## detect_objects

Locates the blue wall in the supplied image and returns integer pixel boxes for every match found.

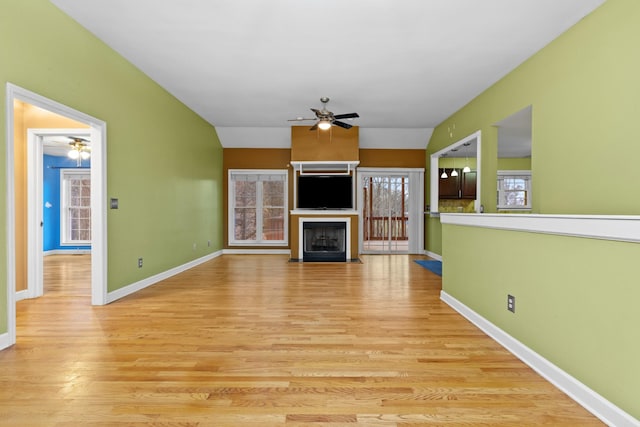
[43,155,91,252]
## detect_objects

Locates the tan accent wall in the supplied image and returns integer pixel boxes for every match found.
[359,149,426,168]
[290,126,359,161]
[13,100,89,292]
[223,148,292,249]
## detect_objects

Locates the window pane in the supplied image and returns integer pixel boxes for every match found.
[505,191,526,206]
[234,181,256,207]
[234,207,256,240]
[262,207,284,240]
[262,181,284,207]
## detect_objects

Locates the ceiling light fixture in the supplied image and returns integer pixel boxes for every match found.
[462,142,471,173]
[67,138,90,166]
[318,120,332,131]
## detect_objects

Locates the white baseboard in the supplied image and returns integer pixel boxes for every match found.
[424,250,442,261]
[44,249,91,256]
[15,289,30,302]
[223,248,291,255]
[106,250,223,304]
[440,291,639,427]
[0,332,11,350]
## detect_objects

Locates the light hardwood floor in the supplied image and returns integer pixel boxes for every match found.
[1,254,603,426]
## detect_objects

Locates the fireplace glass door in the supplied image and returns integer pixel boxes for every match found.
[303,222,347,262]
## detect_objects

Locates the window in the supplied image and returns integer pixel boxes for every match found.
[228,170,288,245]
[61,169,91,245]
[497,170,531,210]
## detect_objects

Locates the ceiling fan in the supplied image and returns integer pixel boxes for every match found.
[288,97,359,131]
[67,136,91,166]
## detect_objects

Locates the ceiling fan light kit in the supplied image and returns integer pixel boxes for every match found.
[67,136,91,166]
[289,97,359,131]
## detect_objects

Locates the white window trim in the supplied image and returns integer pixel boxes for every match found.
[228,169,289,246]
[497,170,532,210]
[60,168,92,245]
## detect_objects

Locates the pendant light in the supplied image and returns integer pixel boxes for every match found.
[451,157,458,177]
[462,142,471,173]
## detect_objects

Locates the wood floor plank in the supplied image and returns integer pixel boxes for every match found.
[0,254,605,425]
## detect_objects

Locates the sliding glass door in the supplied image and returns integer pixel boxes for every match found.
[358,169,424,254]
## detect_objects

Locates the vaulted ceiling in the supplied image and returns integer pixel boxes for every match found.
[51,0,605,149]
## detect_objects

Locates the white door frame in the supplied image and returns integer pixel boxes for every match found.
[357,168,424,254]
[4,83,108,350]
[27,128,91,299]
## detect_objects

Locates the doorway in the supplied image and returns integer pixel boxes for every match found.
[26,129,92,299]
[4,83,107,350]
[358,168,424,254]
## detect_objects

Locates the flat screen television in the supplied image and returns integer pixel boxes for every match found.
[298,175,353,209]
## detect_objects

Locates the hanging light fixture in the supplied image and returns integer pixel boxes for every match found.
[462,142,471,173]
[67,137,90,167]
[440,154,448,178]
[451,155,458,177]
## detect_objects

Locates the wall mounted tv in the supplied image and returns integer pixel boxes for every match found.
[298,175,353,209]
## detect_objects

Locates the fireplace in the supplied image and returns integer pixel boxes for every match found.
[302,221,347,262]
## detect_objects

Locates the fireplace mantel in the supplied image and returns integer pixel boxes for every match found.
[291,161,359,175]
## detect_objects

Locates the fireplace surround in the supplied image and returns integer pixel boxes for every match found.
[296,216,352,262]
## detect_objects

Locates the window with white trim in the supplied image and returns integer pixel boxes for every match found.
[497,170,531,210]
[61,169,91,245]
[228,170,288,245]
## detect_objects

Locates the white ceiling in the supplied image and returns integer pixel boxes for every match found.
[50,0,605,149]
[42,135,91,157]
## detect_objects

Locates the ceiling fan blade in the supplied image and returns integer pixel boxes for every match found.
[333,113,359,120]
[332,120,353,129]
[309,123,319,131]
[288,118,316,121]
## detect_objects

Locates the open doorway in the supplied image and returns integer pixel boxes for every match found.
[25,128,92,300]
[4,83,107,350]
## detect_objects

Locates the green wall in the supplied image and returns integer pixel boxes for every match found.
[426,0,640,254]
[443,224,640,419]
[428,0,640,419]
[1,0,224,332]
[497,158,530,170]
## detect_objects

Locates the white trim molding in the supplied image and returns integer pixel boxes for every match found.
[440,213,640,244]
[441,291,640,427]
[106,251,223,304]
[424,250,442,261]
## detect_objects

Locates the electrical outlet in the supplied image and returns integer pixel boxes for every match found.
[207,240,211,247]
[507,294,516,313]
[193,243,197,250]
[138,257,143,268]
